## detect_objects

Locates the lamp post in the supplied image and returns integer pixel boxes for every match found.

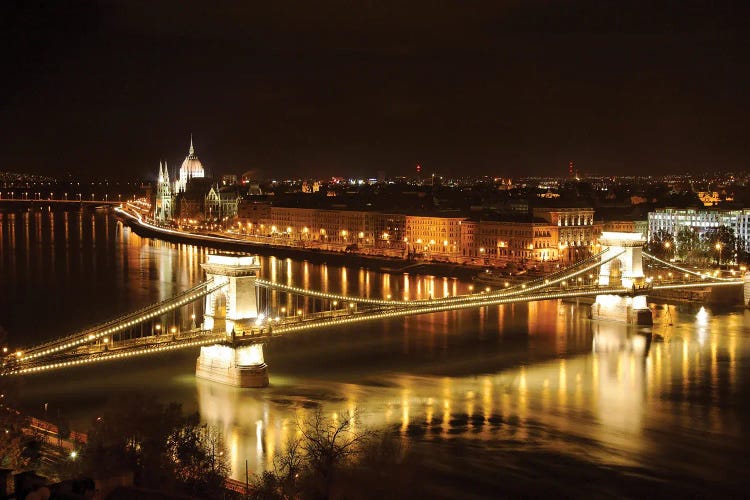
[716,242,723,266]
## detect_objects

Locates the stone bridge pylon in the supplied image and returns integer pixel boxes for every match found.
[201,254,261,334]
[196,254,268,388]
[592,232,653,325]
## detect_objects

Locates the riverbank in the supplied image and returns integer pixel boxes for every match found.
[114,207,481,279]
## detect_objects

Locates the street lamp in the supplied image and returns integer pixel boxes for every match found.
[715,242,723,266]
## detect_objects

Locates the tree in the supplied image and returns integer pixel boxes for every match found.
[0,379,42,471]
[82,394,228,498]
[675,227,700,261]
[83,394,185,482]
[167,422,230,498]
[249,411,422,499]
[274,436,304,497]
[703,225,737,265]
[296,409,371,499]
[736,238,750,265]
[647,229,675,260]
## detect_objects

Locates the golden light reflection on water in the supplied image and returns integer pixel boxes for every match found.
[190,305,747,480]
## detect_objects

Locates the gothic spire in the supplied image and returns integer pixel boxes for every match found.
[189,134,195,155]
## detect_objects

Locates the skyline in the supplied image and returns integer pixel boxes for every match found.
[3,1,749,180]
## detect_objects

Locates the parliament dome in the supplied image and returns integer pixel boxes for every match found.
[176,135,205,192]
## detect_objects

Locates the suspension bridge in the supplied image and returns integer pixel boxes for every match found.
[1,232,744,387]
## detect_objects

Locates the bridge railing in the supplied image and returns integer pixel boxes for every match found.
[501,249,610,292]
[69,327,215,355]
[255,249,621,313]
[642,252,739,282]
[18,278,224,362]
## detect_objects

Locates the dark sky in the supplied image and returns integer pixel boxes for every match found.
[2,1,748,180]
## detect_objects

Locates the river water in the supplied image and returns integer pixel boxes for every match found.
[1,206,748,496]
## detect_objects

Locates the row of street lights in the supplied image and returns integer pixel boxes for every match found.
[0,192,123,201]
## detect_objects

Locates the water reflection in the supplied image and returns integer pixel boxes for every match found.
[193,309,744,480]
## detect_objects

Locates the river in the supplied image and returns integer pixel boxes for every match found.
[1,205,748,496]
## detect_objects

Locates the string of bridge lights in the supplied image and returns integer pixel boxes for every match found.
[500,248,609,293]
[652,281,742,291]
[20,278,215,357]
[268,286,622,338]
[473,249,626,303]
[254,250,624,311]
[11,285,630,375]
[643,252,741,282]
[9,279,742,375]
[18,279,226,362]
[9,336,224,375]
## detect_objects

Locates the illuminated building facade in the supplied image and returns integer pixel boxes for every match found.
[459,217,559,267]
[154,160,173,223]
[533,207,600,262]
[648,208,750,244]
[154,136,209,222]
[475,219,559,266]
[175,136,206,193]
[404,216,463,258]
[205,186,242,221]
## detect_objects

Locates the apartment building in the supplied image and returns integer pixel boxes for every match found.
[404,215,464,258]
[463,217,559,267]
[533,207,600,262]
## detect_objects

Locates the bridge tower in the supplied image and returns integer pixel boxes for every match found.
[197,253,268,387]
[201,254,261,334]
[591,232,653,325]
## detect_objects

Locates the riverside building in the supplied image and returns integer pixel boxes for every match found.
[237,202,599,268]
[648,208,750,243]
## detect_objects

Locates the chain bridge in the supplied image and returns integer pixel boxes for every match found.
[1,232,744,387]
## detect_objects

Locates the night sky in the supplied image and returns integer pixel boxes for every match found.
[3,1,748,180]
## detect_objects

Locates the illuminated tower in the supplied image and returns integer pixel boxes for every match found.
[155,160,173,223]
[175,134,206,193]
